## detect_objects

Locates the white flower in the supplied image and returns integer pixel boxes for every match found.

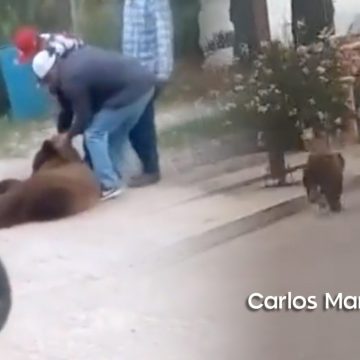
[209,90,220,98]
[312,42,324,53]
[258,89,268,97]
[309,98,316,105]
[258,105,269,114]
[234,85,245,92]
[302,67,310,75]
[296,19,306,29]
[317,111,326,120]
[269,84,276,91]
[224,102,237,111]
[302,128,314,140]
[254,60,262,68]
[267,84,280,95]
[289,108,298,117]
[320,59,331,67]
[297,46,308,56]
[264,68,274,76]
[257,132,265,147]
[328,36,338,49]
[234,73,244,83]
[316,66,326,74]
[335,117,342,125]
[260,41,270,49]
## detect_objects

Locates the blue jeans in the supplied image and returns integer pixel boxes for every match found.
[84,89,154,190]
[83,140,92,169]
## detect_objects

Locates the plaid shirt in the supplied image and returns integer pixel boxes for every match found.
[122,0,174,81]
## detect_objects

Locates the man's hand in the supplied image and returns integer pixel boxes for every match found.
[51,132,71,148]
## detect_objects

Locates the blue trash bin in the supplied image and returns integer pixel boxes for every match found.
[0,46,50,122]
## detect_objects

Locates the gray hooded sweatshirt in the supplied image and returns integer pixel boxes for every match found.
[54,45,156,137]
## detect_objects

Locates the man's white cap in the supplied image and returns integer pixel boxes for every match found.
[32,50,57,79]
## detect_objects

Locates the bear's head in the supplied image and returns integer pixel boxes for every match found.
[32,139,82,173]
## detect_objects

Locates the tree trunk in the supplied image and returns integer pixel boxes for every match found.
[292,0,334,47]
[265,129,287,185]
[171,0,202,60]
[70,0,81,34]
[268,150,286,185]
[199,0,233,67]
[229,0,270,61]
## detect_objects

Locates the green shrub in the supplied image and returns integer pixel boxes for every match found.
[235,36,347,150]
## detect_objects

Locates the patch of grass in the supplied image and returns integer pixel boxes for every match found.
[0,107,255,158]
[159,59,236,107]
[158,109,253,149]
[0,117,52,158]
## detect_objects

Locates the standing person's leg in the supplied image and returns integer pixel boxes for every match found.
[84,110,126,199]
[109,90,156,180]
[128,93,161,187]
[85,89,155,200]
[83,140,93,169]
[129,97,159,173]
[117,139,142,182]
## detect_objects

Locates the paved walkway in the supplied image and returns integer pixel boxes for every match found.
[0,145,360,358]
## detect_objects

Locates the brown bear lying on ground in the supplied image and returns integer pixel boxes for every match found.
[303,152,345,212]
[0,139,100,229]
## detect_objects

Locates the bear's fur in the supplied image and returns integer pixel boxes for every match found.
[303,152,345,212]
[0,139,100,229]
[0,179,22,195]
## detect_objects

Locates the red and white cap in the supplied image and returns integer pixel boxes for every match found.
[32,50,57,80]
[13,26,40,63]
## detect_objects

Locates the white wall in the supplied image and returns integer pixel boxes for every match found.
[198,0,233,68]
[197,0,360,67]
[198,0,232,48]
[199,0,360,44]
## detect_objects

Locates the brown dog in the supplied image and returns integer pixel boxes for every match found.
[0,139,100,229]
[303,152,345,212]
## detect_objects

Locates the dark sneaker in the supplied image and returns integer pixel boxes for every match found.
[101,187,124,201]
[129,173,161,188]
